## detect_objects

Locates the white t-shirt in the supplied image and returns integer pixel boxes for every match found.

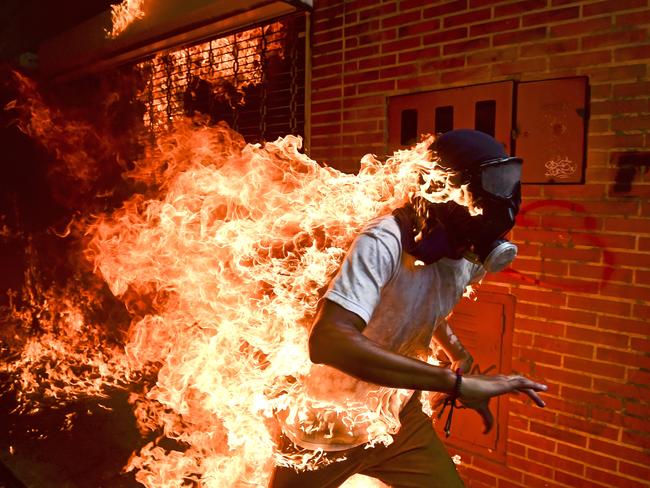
[283,215,485,451]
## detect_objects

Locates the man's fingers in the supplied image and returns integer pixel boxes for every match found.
[520,388,546,407]
[478,402,494,434]
[511,376,548,393]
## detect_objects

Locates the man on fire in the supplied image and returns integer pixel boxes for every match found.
[270,129,547,487]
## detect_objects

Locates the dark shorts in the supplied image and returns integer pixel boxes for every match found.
[269,394,465,488]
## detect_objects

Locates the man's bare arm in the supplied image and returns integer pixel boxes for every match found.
[309,299,458,393]
[309,299,547,432]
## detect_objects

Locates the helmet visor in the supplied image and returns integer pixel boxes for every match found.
[480,158,522,198]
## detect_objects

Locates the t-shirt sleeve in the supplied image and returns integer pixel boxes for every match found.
[324,222,401,324]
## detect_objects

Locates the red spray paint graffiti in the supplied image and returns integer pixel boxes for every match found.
[503,199,616,293]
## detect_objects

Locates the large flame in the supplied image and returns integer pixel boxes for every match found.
[4,72,475,486]
[107,0,145,39]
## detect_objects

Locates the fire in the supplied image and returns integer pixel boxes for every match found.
[137,23,284,133]
[4,72,477,486]
[107,0,145,39]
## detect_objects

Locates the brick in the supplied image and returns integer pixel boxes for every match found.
[359,54,396,70]
[509,429,556,452]
[598,316,646,335]
[604,217,650,234]
[565,325,629,348]
[591,98,648,115]
[443,8,492,28]
[440,65,491,84]
[534,335,594,358]
[492,57,547,76]
[550,50,612,69]
[540,246,601,263]
[596,347,650,369]
[443,36,489,55]
[615,44,650,62]
[423,0,469,18]
[494,26,546,46]
[571,231,636,250]
[612,114,650,131]
[467,46,518,66]
[379,64,418,79]
[594,377,650,402]
[356,79,395,94]
[509,413,531,431]
[530,421,588,446]
[541,214,601,231]
[422,26,468,45]
[554,471,609,488]
[589,438,649,465]
[600,282,650,301]
[516,288,567,307]
[346,45,380,60]
[343,70,378,85]
[521,38,578,57]
[586,467,648,488]
[564,357,626,379]
[567,295,632,317]
[557,443,618,472]
[622,430,650,451]
[359,29,398,46]
[625,401,650,418]
[420,56,466,72]
[508,454,555,480]
[550,16,612,37]
[523,6,579,27]
[539,305,598,326]
[619,461,650,484]
[556,413,620,439]
[616,8,650,26]
[569,264,632,284]
[515,346,562,366]
[536,364,592,388]
[561,386,624,410]
[583,0,647,16]
[613,81,650,98]
[381,36,420,54]
[342,120,378,133]
[463,467,497,486]
[635,269,650,285]
[398,18,440,38]
[495,0,547,16]
[470,17,520,37]
[527,447,584,475]
[382,10,420,29]
[583,29,648,50]
[614,251,650,268]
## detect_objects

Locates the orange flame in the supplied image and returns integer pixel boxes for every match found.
[107,0,145,39]
[80,118,473,485]
[4,72,476,484]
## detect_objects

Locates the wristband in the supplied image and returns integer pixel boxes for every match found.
[437,368,462,438]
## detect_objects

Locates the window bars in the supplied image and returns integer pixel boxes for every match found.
[137,15,305,144]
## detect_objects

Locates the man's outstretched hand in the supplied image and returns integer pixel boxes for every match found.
[458,374,547,433]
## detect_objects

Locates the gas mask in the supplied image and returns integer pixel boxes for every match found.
[394,129,523,271]
[460,156,522,272]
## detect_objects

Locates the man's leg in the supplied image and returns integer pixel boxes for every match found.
[269,438,368,488]
[359,395,465,488]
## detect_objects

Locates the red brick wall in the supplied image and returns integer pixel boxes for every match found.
[308,1,650,486]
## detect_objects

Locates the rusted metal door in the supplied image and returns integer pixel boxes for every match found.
[387,81,515,155]
[515,76,588,183]
[435,291,515,461]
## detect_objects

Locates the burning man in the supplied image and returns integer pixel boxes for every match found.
[270,129,547,487]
